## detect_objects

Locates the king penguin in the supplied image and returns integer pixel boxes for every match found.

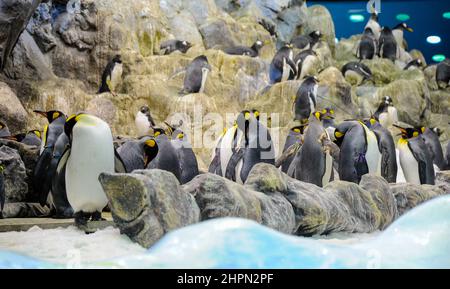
[334,120,382,184]
[379,27,399,62]
[357,28,377,60]
[419,126,446,170]
[394,125,435,185]
[168,127,199,184]
[135,105,156,137]
[0,121,11,138]
[224,40,264,57]
[3,130,42,147]
[278,125,306,173]
[293,76,318,123]
[118,136,158,173]
[373,96,398,128]
[288,111,337,187]
[436,58,450,89]
[98,55,123,95]
[269,43,297,84]
[60,113,117,227]
[180,55,212,94]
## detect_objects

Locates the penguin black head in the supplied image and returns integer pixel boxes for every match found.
[394,23,414,33]
[363,27,375,36]
[309,30,322,40]
[382,96,393,106]
[112,55,122,64]
[143,138,159,167]
[64,113,83,140]
[290,125,306,135]
[394,125,422,139]
[179,41,192,53]
[251,109,260,121]
[252,40,264,51]
[153,127,166,137]
[34,110,66,123]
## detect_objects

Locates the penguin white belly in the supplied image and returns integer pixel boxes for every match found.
[392,30,404,49]
[281,58,290,82]
[363,125,381,175]
[235,159,244,184]
[300,55,316,80]
[220,127,239,177]
[110,63,123,92]
[66,120,114,213]
[199,68,209,93]
[322,151,333,186]
[365,21,381,39]
[135,111,151,137]
[398,142,420,185]
[395,149,406,183]
[387,106,398,124]
[378,112,390,128]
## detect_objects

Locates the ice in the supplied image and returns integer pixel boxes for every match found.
[1,195,450,268]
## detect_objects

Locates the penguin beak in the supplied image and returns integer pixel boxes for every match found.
[33,110,47,118]
[406,27,414,32]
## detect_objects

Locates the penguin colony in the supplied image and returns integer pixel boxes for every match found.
[1,8,449,225]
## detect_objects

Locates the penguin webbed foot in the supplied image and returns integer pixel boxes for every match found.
[91,211,105,221]
[74,211,90,228]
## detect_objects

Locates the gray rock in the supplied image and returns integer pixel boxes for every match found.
[199,19,237,49]
[0,0,42,70]
[303,5,335,54]
[0,145,28,202]
[99,169,200,248]
[0,82,28,134]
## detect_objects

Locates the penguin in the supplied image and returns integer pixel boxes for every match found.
[291,31,322,51]
[364,11,381,40]
[98,54,123,95]
[160,40,192,55]
[293,76,318,123]
[362,117,398,183]
[225,110,275,183]
[6,130,42,147]
[278,125,306,173]
[0,164,4,219]
[146,129,182,181]
[269,43,297,84]
[378,27,399,62]
[319,107,337,140]
[392,23,413,50]
[373,96,398,128]
[293,49,318,80]
[223,40,264,57]
[436,58,450,89]
[357,28,377,60]
[404,59,423,70]
[394,125,435,185]
[180,55,212,94]
[209,121,241,178]
[341,61,372,85]
[334,120,382,184]
[48,132,73,218]
[288,111,336,187]
[168,128,199,184]
[33,110,66,206]
[0,121,10,138]
[446,141,450,170]
[135,105,156,137]
[419,126,446,170]
[60,113,117,227]
[118,137,158,173]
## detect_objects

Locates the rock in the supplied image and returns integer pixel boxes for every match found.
[436,171,450,192]
[0,82,28,133]
[0,146,28,203]
[99,169,200,248]
[303,5,335,55]
[0,0,42,70]
[391,182,449,216]
[424,65,438,91]
[282,174,397,236]
[409,49,427,67]
[363,58,400,85]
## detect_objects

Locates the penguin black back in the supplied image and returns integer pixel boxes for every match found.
[294,76,318,123]
[224,40,263,57]
[181,55,211,94]
[160,40,192,55]
[98,55,122,93]
[269,44,297,83]
[436,58,450,87]
[358,28,377,60]
[379,27,398,61]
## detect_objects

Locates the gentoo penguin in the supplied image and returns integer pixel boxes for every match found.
[291,31,322,51]
[0,121,10,138]
[293,76,318,123]
[33,110,66,206]
[394,125,435,185]
[404,59,423,70]
[0,165,4,219]
[392,23,413,50]
[223,40,264,57]
[436,58,450,89]
[135,105,155,137]
[419,127,446,170]
[118,137,158,173]
[278,125,306,173]
[48,132,73,218]
[288,111,337,187]
[334,120,382,184]
[146,129,182,181]
[269,43,297,84]
[180,55,212,94]
[60,113,117,227]
[373,96,398,128]
[341,61,372,85]
[168,128,199,184]
[7,130,42,147]
[225,110,275,183]
[293,49,318,80]
[362,117,398,183]
[98,54,123,95]
[364,11,381,40]
[357,28,377,60]
[160,40,192,55]
[379,27,398,62]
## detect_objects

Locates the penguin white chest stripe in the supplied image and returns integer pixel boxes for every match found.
[362,124,381,175]
[110,63,123,91]
[135,111,151,136]
[398,142,420,185]
[281,58,290,82]
[300,55,316,80]
[387,106,398,123]
[219,126,239,177]
[66,118,114,213]
[200,68,209,93]
[322,151,333,186]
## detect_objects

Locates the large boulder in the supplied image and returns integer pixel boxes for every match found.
[303,5,335,55]
[99,169,200,248]
[0,145,28,202]
[0,82,28,133]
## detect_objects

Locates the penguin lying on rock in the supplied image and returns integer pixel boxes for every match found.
[223,40,264,57]
[341,61,372,85]
[3,130,42,147]
[291,31,322,51]
[160,40,192,55]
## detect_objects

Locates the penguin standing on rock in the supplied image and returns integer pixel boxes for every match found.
[341,61,372,85]
[364,11,381,40]
[394,125,435,185]
[291,31,322,51]
[436,58,450,89]
[294,49,318,80]
[0,121,10,138]
[392,23,413,50]
[160,40,192,55]
[379,27,399,62]
[167,127,199,184]
[293,76,318,123]
[6,130,42,147]
[357,28,377,60]
[59,113,120,229]
[419,127,446,170]
[373,96,398,128]
[98,55,123,95]
[135,105,155,137]
[223,40,264,57]
[269,43,297,84]
[180,55,212,94]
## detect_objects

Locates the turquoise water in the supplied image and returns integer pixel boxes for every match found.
[1,195,450,268]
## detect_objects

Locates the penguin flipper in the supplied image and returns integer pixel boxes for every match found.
[114,149,127,173]
[34,146,54,206]
[0,173,5,212]
[225,148,245,182]
[56,147,71,175]
[408,142,434,185]
[275,143,300,168]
